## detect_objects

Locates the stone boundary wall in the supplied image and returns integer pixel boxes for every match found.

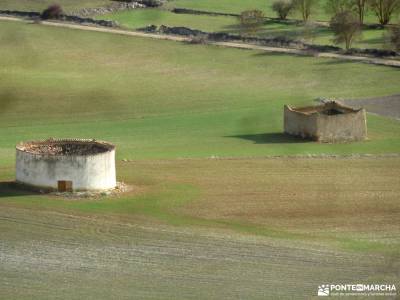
[316,109,367,142]
[139,25,399,58]
[284,106,319,140]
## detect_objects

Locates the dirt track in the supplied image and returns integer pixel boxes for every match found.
[1,16,400,68]
[343,94,400,120]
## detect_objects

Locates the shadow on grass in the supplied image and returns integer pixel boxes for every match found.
[317,59,356,65]
[252,51,300,58]
[0,181,38,198]
[361,36,385,45]
[226,132,311,144]
[252,51,312,59]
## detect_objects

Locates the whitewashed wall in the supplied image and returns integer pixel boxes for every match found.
[16,149,116,191]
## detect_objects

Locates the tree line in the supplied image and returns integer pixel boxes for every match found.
[239,0,400,50]
[271,0,400,25]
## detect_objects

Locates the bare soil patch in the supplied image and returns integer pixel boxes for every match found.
[0,206,398,299]
[118,157,400,244]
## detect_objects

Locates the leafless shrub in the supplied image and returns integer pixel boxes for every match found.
[292,0,319,21]
[272,0,294,19]
[368,0,400,25]
[325,0,352,14]
[330,10,361,50]
[352,0,368,24]
[239,10,265,35]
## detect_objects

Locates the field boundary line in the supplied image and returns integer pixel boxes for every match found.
[120,153,400,163]
[1,15,400,68]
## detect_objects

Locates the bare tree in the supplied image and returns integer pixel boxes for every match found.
[368,0,400,25]
[326,0,367,25]
[330,10,361,49]
[292,0,319,21]
[302,21,318,43]
[272,0,294,19]
[325,0,351,14]
[351,0,368,24]
[239,10,265,35]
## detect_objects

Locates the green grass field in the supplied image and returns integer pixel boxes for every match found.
[165,0,399,23]
[1,20,400,166]
[0,19,399,299]
[0,0,113,12]
[1,0,398,24]
[165,0,326,20]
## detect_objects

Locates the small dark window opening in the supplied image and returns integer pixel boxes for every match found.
[58,180,73,192]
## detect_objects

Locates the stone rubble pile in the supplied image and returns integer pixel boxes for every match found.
[22,143,108,155]
[71,2,146,17]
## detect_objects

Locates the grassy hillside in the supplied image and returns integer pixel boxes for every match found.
[0,0,112,12]
[2,0,397,24]
[166,0,400,23]
[1,20,400,167]
[0,18,399,300]
[1,0,393,50]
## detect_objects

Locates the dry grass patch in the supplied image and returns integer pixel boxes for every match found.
[129,157,400,245]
